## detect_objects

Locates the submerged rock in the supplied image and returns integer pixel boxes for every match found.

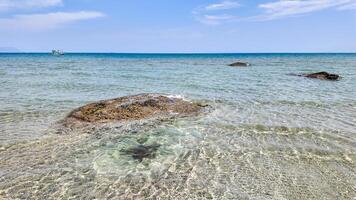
[303,71,340,81]
[62,93,206,128]
[121,144,161,162]
[228,61,250,67]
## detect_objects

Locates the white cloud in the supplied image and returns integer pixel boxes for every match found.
[338,2,356,9]
[196,0,356,24]
[194,1,240,25]
[257,0,353,20]
[205,1,240,11]
[0,0,62,11]
[197,14,235,25]
[0,11,105,31]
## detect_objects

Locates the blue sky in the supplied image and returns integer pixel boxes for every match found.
[0,0,356,52]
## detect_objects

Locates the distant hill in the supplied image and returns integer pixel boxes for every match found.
[0,47,21,52]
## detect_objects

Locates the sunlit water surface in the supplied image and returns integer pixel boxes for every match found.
[0,53,355,199]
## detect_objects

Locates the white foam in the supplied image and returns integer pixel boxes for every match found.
[166,94,191,102]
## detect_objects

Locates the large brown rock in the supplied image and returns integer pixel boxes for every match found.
[304,72,340,81]
[62,94,206,128]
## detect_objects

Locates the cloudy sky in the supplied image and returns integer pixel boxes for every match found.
[0,0,356,52]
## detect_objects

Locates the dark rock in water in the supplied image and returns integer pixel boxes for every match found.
[62,93,206,129]
[121,144,161,162]
[304,71,340,81]
[228,61,250,67]
[288,72,341,81]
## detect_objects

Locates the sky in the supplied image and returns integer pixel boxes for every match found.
[0,0,356,53]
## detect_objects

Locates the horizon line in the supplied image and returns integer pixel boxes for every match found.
[1,52,356,54]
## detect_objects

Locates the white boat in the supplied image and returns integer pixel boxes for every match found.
[51,50,64,56]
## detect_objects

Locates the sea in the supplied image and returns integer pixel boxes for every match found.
[0,53,355,199]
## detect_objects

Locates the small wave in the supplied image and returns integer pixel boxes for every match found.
[166,94,185,99]
[165,94,195,103]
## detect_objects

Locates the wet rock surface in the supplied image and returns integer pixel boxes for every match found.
[62,94,206,129]
[304,71,340,81]
[229,61,250,67]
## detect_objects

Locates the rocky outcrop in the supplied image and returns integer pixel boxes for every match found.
[62,94,207,128]
[229,61,250,67]
[303,72,340,81]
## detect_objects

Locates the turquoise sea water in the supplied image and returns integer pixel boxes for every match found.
[0,53,355,199]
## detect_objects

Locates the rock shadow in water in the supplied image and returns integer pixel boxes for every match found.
[121,144,161,162]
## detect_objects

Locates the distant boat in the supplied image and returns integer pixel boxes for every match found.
[51,50,64,56]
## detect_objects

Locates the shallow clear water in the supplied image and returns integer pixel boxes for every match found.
[0,53,355,199]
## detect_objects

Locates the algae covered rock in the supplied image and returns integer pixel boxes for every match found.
[62,94,206,128]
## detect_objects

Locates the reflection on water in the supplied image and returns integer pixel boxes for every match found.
[0,54,356,199]
[1,116,355,199]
